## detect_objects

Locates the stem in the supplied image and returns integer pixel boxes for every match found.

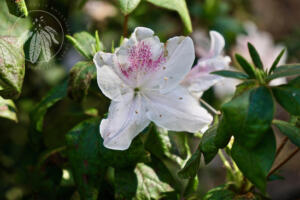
[123,15,129,37]
[275,136,289,158]
[267,148,300,178]
[218,150,232,171]
[199,99,221,115]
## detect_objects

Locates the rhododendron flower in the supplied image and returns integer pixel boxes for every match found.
[94,27,213,150]
[181,31,231,98]
[234,22,287,86]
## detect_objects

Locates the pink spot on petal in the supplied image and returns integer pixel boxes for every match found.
[120,41,165,80]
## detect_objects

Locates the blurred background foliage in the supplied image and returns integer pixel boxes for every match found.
[0,0,300,199]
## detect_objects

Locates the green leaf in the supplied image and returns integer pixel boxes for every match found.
[200,126,218,164]
[177,148,201,179]
[0,36,25,99]
[269,49,286,74]
[145,125,183,166]
[266,64,300,81]
[0,94,17,122]
[272,78,300,116]
[273,120,300,147]
[215,115,233,149]
[231,129,276,193]
[115,163,173,200]
[221,86,274,148]
[31,81,68,132]
[211,70,249,80]
[68,61,96,102]
[145,0,192,33]
[66,32,103,60]
[118,0,141,15]
[235,54,256,79]
[5,0,28,17]
[203,185,235,200]
[99,136,151,169]
[248,42,264,70]
[66,117,106,200]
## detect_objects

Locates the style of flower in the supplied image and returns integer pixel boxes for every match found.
[181,31,231,98]
[94,27,213,150]
[234,22,287,86]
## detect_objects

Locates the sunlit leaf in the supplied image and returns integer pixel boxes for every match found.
[66,32,103,60]
[0,36,25,99]
[0,94,17,122]
[5,0,28,17]
[115,163,173,200]
[145,0,192,33]
[118,0,141,15]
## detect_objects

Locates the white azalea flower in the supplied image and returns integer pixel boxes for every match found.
[234,22,287,86]
[181,31,231,98]
[94,27,213,150]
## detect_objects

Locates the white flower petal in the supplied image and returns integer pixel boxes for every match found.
[209,31,225,56]
[145,86,213,132]
[146,36,195,92]
[100,95,150,150]
[133,27,154,41]
[94,52,133,101]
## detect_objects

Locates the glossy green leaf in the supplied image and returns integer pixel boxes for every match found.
[248,43,263,70]
[118,0,141,15]
[115,163,173,200]
[145,125,183,166]
[200,126,218,164]
[31,81,68,132]
[269,49,286,74]
[66,117,105,200]
[231,129,276,192]
[0,94,17,122]
[177,148,201,179]
[66,32,103,60]
[145,0,192,33]
[272,78,300,116]
[68,61,96,102]
[235,54,256,79]
[273,120,300,147]
[0,37,25,99]
[211,70,249,80]
[221,86,274,148]
[5,0,28,17]
[266,64,300,81]
[215,115,233,149]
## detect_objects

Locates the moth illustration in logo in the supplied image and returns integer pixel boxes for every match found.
[21,16,60,63]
